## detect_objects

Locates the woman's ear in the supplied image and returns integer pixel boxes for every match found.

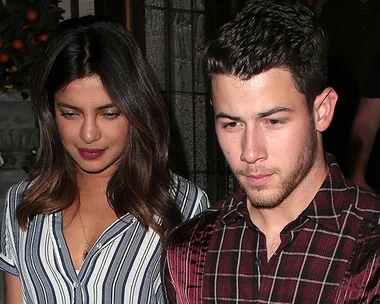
[313,87,338,132]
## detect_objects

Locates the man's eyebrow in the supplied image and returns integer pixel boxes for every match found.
[215,112,241,120]
[55,102,116,111]
[257,106,292,118]
[215,106,292,120]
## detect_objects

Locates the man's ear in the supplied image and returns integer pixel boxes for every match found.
[313,87,338,132]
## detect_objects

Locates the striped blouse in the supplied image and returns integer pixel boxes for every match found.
[0,174,209,303]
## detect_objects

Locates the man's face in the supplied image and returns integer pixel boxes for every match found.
[212,68,318,208]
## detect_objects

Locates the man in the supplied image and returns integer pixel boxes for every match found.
[320,0,380,192]
[348,51,380,193]
[350,94,380,192]
[162,0,380,303]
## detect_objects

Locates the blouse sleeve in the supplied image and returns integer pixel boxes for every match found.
[0,181,28,276]
[171,174,210,221]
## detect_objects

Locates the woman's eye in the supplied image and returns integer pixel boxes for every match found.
[103,111,121,119]
[60,112,77,119]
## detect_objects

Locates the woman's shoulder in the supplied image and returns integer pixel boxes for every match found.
[5,179,31,208]
[170,173,210,218]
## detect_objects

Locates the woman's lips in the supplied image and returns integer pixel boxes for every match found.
[78,148,105,160]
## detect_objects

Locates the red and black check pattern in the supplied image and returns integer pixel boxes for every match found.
[163,155,380,303]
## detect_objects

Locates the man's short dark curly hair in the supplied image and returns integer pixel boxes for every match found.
[204,0,328,109]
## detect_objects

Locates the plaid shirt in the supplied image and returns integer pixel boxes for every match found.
[163,156,380,303]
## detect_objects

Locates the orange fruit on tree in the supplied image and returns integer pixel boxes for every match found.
[0,53,10,63]
[26,10,38,22]
[12,39,24,50]
[38,33,49,42]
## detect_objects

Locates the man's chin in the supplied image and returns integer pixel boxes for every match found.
[249,200,283,209]
[244,186,284,209]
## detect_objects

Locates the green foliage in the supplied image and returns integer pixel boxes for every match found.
[0,0,65,94]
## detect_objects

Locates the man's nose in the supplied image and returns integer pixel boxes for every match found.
[240,127,267,163]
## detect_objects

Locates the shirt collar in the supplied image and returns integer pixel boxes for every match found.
[222,188,248,225]
[300,154,347,232]
[222,154,347,232]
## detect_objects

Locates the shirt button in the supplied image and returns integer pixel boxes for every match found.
[96,243,102,249]
[73,282,79,288]
[255,259,261,266]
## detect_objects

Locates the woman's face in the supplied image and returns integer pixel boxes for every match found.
[54,75,129,177]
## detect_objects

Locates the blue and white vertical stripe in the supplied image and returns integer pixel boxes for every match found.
[0,174,209,303]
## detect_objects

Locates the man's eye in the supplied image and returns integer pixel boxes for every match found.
[222,121,239,129]
[266,118,285,127]
[224,122,238,128]
[220,121,243,131]
[269,119,280,125]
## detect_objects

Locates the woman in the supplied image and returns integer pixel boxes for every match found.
[0,16,209,303]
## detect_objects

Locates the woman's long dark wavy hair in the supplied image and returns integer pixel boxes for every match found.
[16,16,182,237]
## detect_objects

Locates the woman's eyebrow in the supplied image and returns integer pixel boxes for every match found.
[55,102,115,111]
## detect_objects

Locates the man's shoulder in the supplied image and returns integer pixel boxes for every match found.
[343,182,380,226]
[335,188,380,302]
[325,158,380,225]
[165,197,231,247]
